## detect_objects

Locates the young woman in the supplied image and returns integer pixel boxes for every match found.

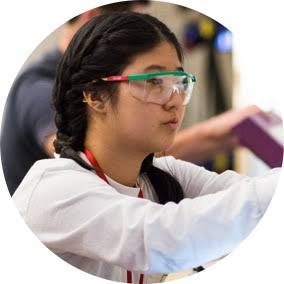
[13,12,280,283]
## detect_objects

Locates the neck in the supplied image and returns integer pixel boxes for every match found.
[85,137,148,187]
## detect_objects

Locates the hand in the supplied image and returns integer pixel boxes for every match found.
[202,105,261,143]
[162,105,262,162]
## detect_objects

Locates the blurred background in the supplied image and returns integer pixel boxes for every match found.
[20,0,283,176]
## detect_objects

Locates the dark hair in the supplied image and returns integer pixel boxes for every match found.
[53,12,184,204]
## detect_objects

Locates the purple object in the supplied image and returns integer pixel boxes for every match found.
[231,112,284,168]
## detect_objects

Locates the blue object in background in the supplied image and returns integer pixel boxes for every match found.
[183,18,232,53]
[184,22,200,49]
[214,27,232,52]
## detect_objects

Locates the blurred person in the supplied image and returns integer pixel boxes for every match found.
[0,1,150,196]
[0,0,260,196]
[160,105,261,162]
[12,12,280,283]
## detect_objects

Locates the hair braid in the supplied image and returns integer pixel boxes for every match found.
[141,154,183,204]
[53,44,92,170]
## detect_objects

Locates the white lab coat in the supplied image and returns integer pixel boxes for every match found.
[13,154,280,283]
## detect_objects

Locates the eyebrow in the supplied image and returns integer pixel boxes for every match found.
[143,65,184,72]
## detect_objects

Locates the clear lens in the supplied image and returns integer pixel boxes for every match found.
[129,74,195,105]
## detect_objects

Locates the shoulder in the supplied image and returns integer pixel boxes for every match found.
[153,156,206,189]
[12,157,122,230]
[153,155,203,176]
[13,158,110,202]
[27,157,105,185]
[152,156,229,197]
[11,49,60,94]
[5,51,61,123]
[23,48,61,78]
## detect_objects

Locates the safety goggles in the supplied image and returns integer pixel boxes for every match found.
[90,71,196,106]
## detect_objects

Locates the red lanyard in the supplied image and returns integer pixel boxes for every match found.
[84,148,144,284]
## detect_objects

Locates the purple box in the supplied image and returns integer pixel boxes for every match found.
[231,112,284,168]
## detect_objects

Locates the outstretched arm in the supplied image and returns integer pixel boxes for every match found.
[161,105,261,162]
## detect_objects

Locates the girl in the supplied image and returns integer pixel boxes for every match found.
[13,12,280,283]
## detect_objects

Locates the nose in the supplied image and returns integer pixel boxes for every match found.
[171,85,179,94]
[163,86,183,111]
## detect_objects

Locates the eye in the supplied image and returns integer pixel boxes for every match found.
[146,77,163,86]
[181,77,189,90]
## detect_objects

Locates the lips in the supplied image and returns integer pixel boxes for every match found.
[164,117,179,124]
[163,118,179,129]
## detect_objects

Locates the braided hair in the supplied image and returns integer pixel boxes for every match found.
[53,12,184,204]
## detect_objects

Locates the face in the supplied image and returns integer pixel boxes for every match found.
[106,41,185,155]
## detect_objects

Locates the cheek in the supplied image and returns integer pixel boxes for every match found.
[113,90,178,151]
[113,105,158,148]
[120,107,157,135]
[117,107,176,152]
[115,87,158,133]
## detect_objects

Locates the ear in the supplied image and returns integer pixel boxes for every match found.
[83,91,108,114]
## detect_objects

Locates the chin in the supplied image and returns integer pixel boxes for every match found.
[142,130,176,155]
[154,138,175,154]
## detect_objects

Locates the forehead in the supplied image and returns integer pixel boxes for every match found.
[123,41,182,74]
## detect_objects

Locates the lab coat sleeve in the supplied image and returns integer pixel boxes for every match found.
[15,163,280,274]
[154,156,280,198]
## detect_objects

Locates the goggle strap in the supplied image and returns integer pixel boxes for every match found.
[101,75,129,81]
